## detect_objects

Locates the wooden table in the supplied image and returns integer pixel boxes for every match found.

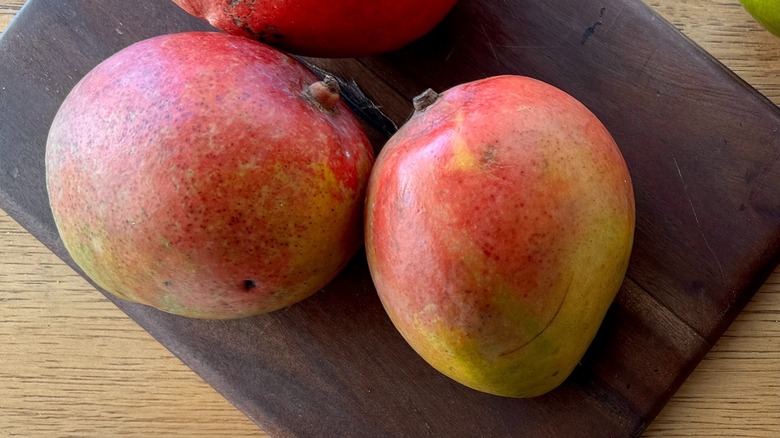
[1,1,778,436]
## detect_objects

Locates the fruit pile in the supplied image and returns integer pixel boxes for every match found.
[45,1,635,398]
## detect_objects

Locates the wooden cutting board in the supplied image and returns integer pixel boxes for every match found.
[2,0,779,436]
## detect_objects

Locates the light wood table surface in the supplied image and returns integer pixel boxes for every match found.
[2,1,779,436]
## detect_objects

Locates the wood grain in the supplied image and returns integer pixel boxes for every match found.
[0,0,23,31]
[644,2,780,436]
[0,0,778,436]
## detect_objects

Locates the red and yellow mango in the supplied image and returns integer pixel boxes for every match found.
[46,32,374,319]
[365,76,635,397]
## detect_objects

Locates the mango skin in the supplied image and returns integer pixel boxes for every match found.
[364,76,635,397]
[46,32,374,319]
[171,0,459,58]
[740,0,780,37]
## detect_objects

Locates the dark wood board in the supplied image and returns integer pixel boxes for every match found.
[2,0,780,436]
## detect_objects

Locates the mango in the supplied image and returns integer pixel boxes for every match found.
[46,32,374,319]
[364,76,635,397]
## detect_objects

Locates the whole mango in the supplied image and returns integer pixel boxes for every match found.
[171,0,459,58]
[365,76,635,397]
[46,32,374,319]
